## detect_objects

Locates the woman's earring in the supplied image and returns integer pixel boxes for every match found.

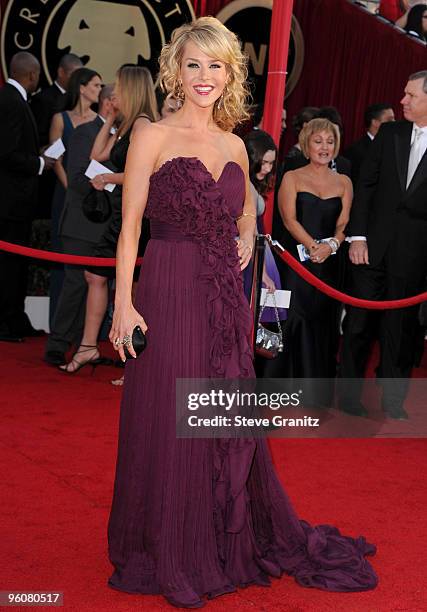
[176,80,185,101]
[217,92,224,110]
[174,80,185,109]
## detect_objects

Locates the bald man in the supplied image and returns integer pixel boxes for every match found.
[0,52,55,342]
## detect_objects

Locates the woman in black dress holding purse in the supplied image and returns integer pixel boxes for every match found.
[278,118,352,406]
[59,66,158,373]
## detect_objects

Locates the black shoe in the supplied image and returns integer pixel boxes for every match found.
[383,406,409,420]
[44,350,66,366]
[0,332,23,343]
[340,401,368,417]
[58,345,112,374]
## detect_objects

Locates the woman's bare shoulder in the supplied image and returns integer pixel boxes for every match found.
[130,120,166,144]
[224,130,244,151]
[333,172,352,196]
[127,122,169,170]
[51,112,64,126]
[140,119,186,142]
[132,115,152,131]
[281,169,298,185]
[338,172,353,190]
[224,131,248,167]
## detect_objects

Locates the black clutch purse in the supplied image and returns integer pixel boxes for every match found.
[82,188,111,223]
[123,326,147,359]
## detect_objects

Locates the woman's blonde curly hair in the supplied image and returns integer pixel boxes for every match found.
[158,17,251,132]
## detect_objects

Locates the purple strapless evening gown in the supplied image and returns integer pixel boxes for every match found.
[107,157,377,608]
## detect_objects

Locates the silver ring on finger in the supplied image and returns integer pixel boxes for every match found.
[114,337,121,347]
[122,334,132,346]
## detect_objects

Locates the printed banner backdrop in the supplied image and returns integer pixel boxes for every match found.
[0,0,426,147]
[215,0,304,104]
[0,0,195,87]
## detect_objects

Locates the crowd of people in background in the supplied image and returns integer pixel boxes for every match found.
[379,0,427,40]
[0,47,426,417]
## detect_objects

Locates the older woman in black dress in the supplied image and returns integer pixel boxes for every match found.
[278,118,353,406]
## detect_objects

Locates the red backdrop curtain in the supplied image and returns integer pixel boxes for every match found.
[287,0,426,149]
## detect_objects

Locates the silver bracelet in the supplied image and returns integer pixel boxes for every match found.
[325,237,340,253]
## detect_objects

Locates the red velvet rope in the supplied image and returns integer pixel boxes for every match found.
[0,239,426,309]
[0,240,142,266]
[277,249,427,310]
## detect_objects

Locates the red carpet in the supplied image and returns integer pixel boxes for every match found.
[1,338,426,611]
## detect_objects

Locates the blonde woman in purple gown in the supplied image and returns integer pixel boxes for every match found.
[107,17,377,609]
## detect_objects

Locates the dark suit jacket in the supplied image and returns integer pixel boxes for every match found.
[30,85,65,219]
[59,116,116,244]
[0,83,41,221]
[30,83,66,147]
[344,133,372,187]
[348,120,427,283]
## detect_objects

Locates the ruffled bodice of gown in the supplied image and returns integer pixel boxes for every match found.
[145,156,253,379]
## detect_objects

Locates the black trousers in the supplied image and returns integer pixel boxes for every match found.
[0,219,33,335]
[45,237,94,354]
[339,254,423,409]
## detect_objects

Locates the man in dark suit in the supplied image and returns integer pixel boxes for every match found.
[30,53,82,218]
[0,52,55,342]
[339,71,427,419]
[44,85,117,365]
[345,103,395,186]
[30,53,83,148]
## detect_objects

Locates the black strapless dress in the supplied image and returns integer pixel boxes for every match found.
[88,129,150,278]
[281,191,343,406]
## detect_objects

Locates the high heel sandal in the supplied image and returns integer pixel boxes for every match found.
[58,344,104,374]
